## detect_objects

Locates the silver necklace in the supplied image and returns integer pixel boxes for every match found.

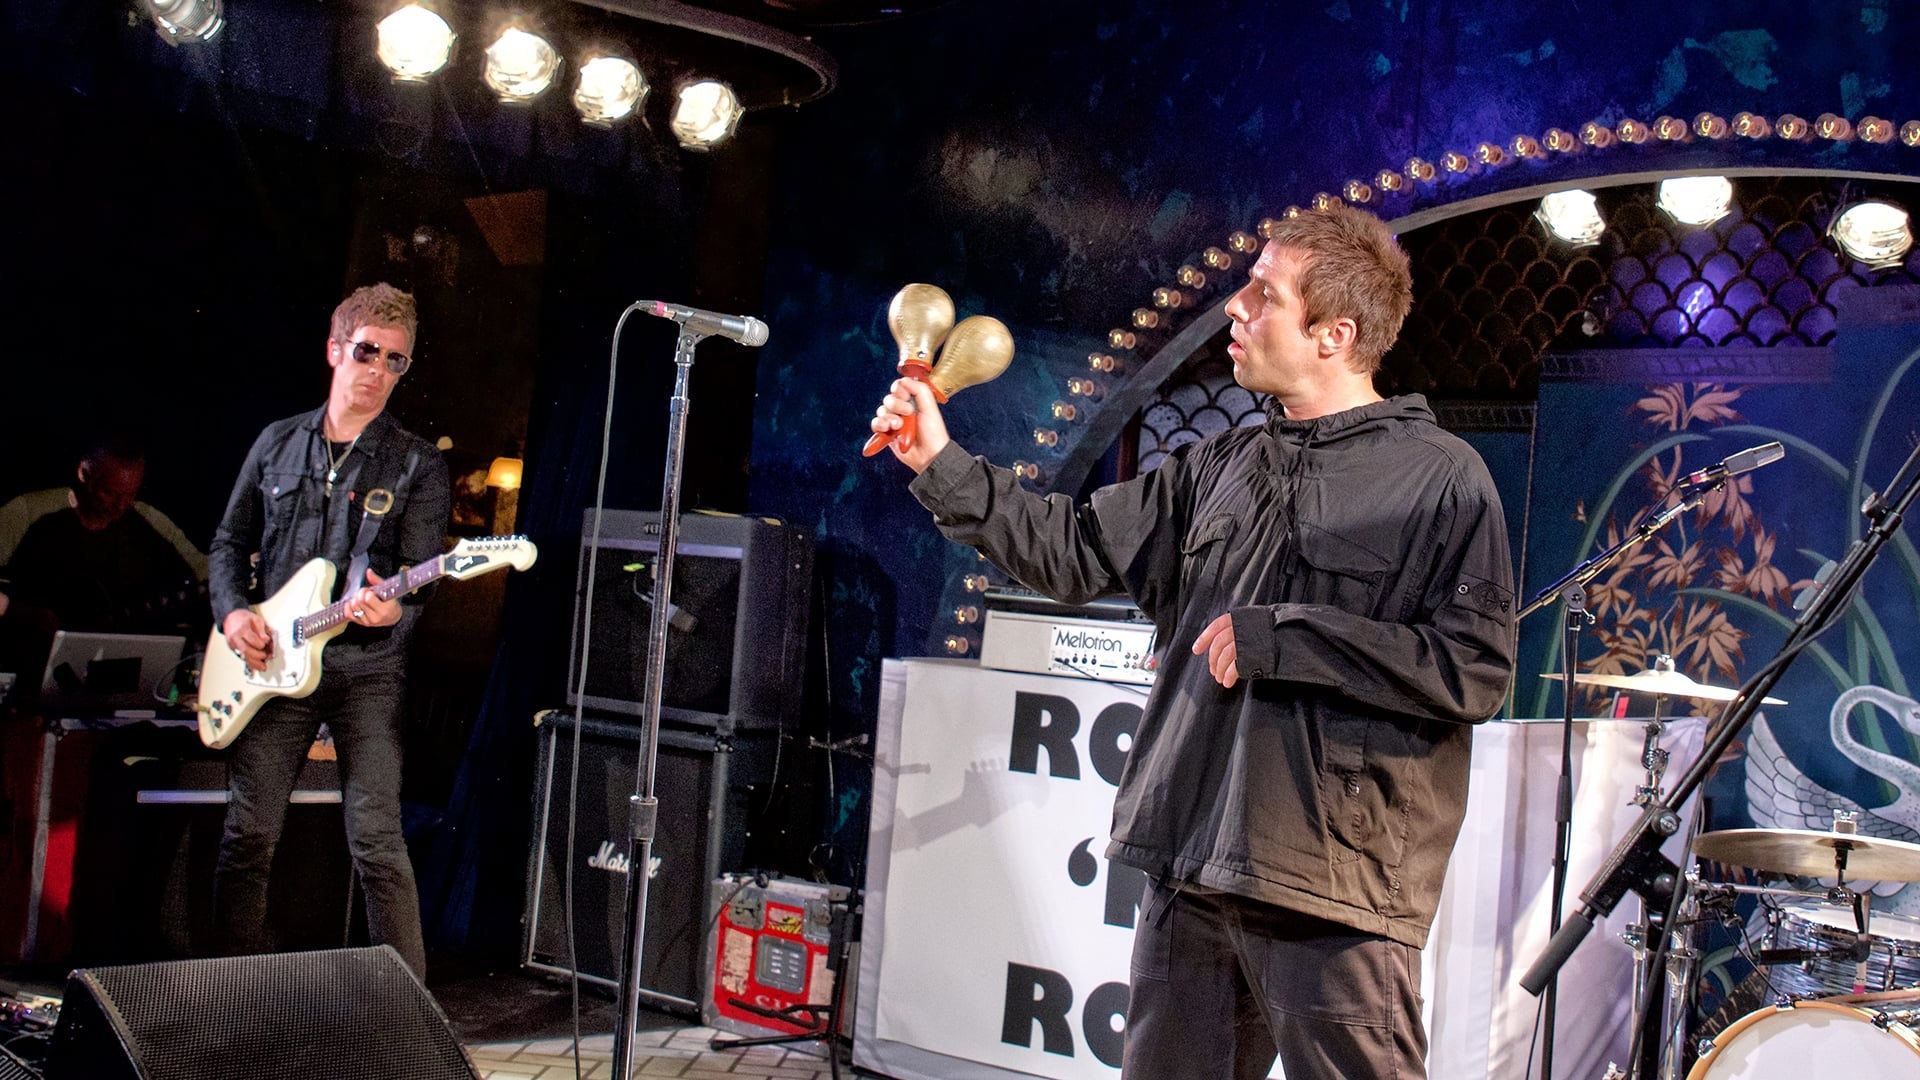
[324,431,359,497]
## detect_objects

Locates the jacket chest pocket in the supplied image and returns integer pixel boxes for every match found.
[1287,521,1390,617]
[1180,514,1237,615]
[258,470,309,549]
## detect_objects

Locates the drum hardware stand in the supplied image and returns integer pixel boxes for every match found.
[1630,661,1678,808]
[1520,437,1920,1080]
[1616,677,1696,1080]
[1655,891,1698,1080]
[1519,491,1708,1080]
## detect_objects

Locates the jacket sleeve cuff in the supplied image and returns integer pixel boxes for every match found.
[906,442,980,516]
[1230,605,1279,681]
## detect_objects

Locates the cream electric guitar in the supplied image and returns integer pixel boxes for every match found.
[197,535,538,748]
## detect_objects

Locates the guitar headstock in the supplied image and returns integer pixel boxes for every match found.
[443,535,540,578]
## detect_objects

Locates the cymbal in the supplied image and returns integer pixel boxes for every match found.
[1693,828,1920,882]
[1540,668,1785,704]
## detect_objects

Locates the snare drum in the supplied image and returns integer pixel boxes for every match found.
[1687,999,1920,1079]
[1765,901,1920,996]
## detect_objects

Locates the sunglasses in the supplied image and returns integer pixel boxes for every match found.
[347,339,412,375]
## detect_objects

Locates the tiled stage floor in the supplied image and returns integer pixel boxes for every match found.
[468,1027,843,1079]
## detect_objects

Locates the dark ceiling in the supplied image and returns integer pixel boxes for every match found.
[695,0,965,28]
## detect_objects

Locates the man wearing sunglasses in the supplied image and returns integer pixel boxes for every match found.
[206,282,450,979]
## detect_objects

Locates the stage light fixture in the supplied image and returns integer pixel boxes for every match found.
[485,456,524,490]
[1536,190,1605,246]
[145,0,223,44]
[670,79,744,148]
[376,3,454,81]
[483,27,561,101]
[1830,200,1913,269]
[574,55,646,123]
[1656,176,1733,227]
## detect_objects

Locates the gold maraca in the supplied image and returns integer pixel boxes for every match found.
[927,314,1014,400]
[863,284,956,456]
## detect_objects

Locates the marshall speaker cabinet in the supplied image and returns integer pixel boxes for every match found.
[564,510,812,733]
[522,711,808,1015]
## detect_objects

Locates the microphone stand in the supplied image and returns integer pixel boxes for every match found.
[1516,487,1711,1080]
[1518,437,1920,1080]
[611,324,707,1080]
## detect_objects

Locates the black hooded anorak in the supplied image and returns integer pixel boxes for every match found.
[908,393,1516,948]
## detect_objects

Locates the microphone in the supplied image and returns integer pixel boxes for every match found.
[638,300,769,347]
[1679,441,1785,489]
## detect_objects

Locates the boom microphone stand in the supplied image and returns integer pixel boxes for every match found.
[1519,437,1920,1078]
[610,304,768,1080]
[1517,488,1710,1080]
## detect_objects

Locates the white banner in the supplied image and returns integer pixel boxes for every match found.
[858,658,1702,1080]
[875,659,1143,1077]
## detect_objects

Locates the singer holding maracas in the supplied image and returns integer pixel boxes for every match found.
[868,205,1517,1080]
[861,284,1013,458]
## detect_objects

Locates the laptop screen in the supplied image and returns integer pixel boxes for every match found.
[38,631,187,714]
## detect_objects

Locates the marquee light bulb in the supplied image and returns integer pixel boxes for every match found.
[574,56,646,124]
[377,3,453,80]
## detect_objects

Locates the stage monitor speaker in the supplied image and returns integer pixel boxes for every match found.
[565,510,812,732]
[521,711,806,1016]
[45,945,478,1080]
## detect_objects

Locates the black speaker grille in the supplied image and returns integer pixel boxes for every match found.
[52,947,477,1080]
[0,1046,40,1080]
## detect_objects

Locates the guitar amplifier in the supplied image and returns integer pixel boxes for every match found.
[703,874,851,1040]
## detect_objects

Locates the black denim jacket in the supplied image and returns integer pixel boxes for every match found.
[209,406,450,672]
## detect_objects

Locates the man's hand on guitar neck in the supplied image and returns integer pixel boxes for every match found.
[347,569,403,629]
[222,608,274,672]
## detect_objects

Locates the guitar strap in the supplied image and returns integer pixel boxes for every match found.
[343,443,423,595]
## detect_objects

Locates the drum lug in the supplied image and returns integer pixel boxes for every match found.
[1694,1035,1715,1057]
[1871,1011,1893,1030]
[1771,995,1794,1010]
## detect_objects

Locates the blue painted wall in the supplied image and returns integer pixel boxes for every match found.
[744,1,1920,872]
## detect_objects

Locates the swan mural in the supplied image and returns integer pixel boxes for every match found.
[1745,684,1920,909]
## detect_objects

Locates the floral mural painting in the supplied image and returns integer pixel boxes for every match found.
[1524,346,1920,1034]
[1525,382,1814,722]
[1528,367,1920,739]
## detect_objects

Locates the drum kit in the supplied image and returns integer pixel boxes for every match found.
[1545,660,1920,1080]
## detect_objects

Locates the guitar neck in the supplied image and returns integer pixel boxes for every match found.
[297,557,446,639]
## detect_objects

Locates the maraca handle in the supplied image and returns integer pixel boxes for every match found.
[861,413,918,457]
[861,369,942,457]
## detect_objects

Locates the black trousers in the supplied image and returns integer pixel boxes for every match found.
[1124,880,1427,1080]
[211,667,427,978]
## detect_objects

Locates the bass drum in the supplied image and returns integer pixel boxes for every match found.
[1687,999,1920,1079]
